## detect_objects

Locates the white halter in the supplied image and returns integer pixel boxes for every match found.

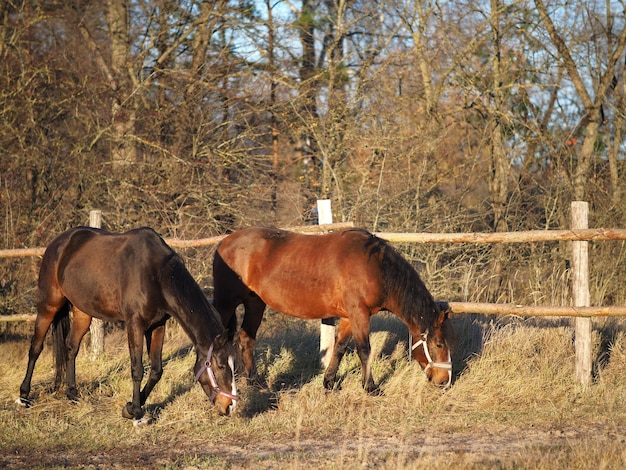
[195,342,238,403]
[412,332,452,387]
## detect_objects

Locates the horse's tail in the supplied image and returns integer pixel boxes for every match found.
[51,302,71,389]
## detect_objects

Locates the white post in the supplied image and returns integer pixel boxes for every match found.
[571,201,591,385]
[317,199,335,368]
[89,210,105,359]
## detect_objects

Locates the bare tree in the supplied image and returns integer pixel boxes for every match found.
[535,0,626,201]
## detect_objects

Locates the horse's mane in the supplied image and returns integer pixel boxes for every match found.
[159,253,225,336]
[354,229,440,334]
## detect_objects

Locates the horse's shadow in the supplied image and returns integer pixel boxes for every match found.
[444,313,626,385]
[237,317,321,417]
[76,343,196,420]
[448,313,488,381]
[593,319,626,381]
[33,312,489,419]
[238,311,470,417]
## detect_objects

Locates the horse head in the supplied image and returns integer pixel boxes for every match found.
[411,305,454,387]
[195,332,238,416]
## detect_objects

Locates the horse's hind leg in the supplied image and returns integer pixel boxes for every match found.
[64,307,92,402]
[139,321,166,406]
[19,299,66,405]
[323,317,353,391]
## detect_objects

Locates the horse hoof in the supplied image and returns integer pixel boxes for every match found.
[366,386,382,396]
[122,403,134,420]
[133,416,150,427]
[66,389,80,403]
[323,377,336,391]
[122,402,145,421]
[16,397,30,408]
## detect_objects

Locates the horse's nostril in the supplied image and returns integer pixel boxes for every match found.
[216,401,235,416]
[438,374,452,388]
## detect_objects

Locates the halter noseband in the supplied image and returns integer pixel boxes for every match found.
[195,342,238,402]
[412,332,452,387]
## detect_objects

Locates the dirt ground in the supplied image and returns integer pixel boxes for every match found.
[2,424,624,469]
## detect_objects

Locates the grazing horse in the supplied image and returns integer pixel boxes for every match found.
[212,227,454,393]
[19,227,237,422]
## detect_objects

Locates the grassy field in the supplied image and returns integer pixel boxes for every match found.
[1,311,626,469]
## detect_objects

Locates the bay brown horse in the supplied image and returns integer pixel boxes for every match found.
[19,227,237,422]
[213,227,454,393]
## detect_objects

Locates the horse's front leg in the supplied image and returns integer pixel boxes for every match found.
[122,320,146,421]
[239,295,266,381]
[355,337,377,394]
[65,308,92,402]
[139,322,166,406]
[350,311,378,394]
[323,317,352,391]
[238,330,257,379]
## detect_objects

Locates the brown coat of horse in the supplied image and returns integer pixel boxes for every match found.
[213,227,454,392]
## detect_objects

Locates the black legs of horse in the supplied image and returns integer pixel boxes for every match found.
[20,302,168,422]
[19,302,70,404]
[121,319,166,421]
[139,323,165,405]
[322,316,378,394]
[216,293,265,383]
[122,317,147,420]
[64,308,92,401]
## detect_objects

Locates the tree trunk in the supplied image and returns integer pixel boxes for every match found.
[573,118,600,201]
[487,0,510,301]
[108,0,137,170]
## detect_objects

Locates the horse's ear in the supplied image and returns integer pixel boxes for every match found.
[214,332,228,349]
[436,303,451,326]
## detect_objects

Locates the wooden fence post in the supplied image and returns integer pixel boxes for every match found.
[317,199,335,368]
[89,210,105,359]
[571,201,591,385]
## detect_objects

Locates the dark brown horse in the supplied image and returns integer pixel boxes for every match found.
[19,227,237,422]
[213,227,454,393]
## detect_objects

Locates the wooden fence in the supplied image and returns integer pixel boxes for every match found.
[2,202,625,385]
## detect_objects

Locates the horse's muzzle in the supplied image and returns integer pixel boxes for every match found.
[215,397,235,416]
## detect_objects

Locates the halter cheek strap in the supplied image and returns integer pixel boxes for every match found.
[195,343,238,402]
[412,333,452,387]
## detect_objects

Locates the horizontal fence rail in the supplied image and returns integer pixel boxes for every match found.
[375,228,626,244]
[439,302,626,318]
[3,224,626,322]
[8,304,625,324]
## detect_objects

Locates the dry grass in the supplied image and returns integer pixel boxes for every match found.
[1,312,626,469]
